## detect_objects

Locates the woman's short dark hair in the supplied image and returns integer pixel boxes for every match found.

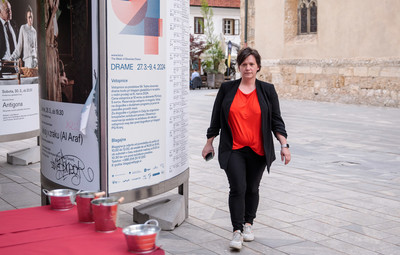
[237,47,261,72]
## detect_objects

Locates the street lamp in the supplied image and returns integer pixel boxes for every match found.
[227,40,232,76]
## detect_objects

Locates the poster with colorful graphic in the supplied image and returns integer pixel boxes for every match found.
[107,0,189,193]
[39,0,100,190]
[0,0,39,141]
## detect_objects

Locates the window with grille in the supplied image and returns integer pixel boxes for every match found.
[194,17,204,34]
[223,19,240,35]
[298,0,317,34]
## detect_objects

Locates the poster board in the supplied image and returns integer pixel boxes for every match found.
[0,0,39,143]
[106,0,190,194]
[40,0,190,206]
[39,0,100,191]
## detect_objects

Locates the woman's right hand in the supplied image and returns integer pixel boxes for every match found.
[202,143,214,159]
[202,137,215,159]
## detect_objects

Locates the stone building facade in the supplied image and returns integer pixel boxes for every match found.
[241,0,400,107]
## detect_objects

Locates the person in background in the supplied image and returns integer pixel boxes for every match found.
[11,5,38,68]
[191,68,200,81]
[202,47,291,250]
[0,0,17,73]
[190,68,201,89]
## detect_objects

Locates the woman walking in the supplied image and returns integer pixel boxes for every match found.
[202,47,291,250]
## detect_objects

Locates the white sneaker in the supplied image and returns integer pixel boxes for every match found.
[229,230,243,250]
[243,224,254,241]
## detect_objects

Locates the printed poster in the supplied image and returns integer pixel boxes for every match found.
[107,0,189,193]
[0,0,39,140]
[1,85,39,136]
[39,0,100,190]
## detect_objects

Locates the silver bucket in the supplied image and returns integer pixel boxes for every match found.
[123,219,161,253]
[42,189,75,211]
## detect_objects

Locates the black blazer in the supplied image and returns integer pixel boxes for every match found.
[206,79,287,172]
[0,20,17,59]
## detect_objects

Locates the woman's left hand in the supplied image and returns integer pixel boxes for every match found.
[281,148,291,165]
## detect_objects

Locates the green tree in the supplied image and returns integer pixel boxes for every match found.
[200,0,225,74]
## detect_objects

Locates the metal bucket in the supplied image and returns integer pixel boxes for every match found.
[42,189,75,211]
[123,219,161,253]
[91,197,124,232]
[76,191,105,223]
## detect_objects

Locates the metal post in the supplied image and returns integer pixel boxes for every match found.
[227,40,232,76]
[244,0,248,47]
[98,0,109,194]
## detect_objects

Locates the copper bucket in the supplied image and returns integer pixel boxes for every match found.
[91,197,124,232]
[76,191,105,223]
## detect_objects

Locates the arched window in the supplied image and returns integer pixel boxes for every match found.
[298,0,317,34]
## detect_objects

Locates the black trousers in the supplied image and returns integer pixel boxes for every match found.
[224,146,267,232]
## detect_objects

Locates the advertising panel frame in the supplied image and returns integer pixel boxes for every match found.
[39,0,101,200]
[99,0,188,215]
[41,1,189,219]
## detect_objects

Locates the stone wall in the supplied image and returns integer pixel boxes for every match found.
[241,0,400,107]
[258,58,400,107]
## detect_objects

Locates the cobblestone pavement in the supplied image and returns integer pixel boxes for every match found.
[1,89,400,254]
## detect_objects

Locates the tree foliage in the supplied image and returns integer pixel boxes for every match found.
[200,0,225,74]
[190,34,207,60]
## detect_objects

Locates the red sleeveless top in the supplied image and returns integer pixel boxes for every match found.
[228,89,264,155]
